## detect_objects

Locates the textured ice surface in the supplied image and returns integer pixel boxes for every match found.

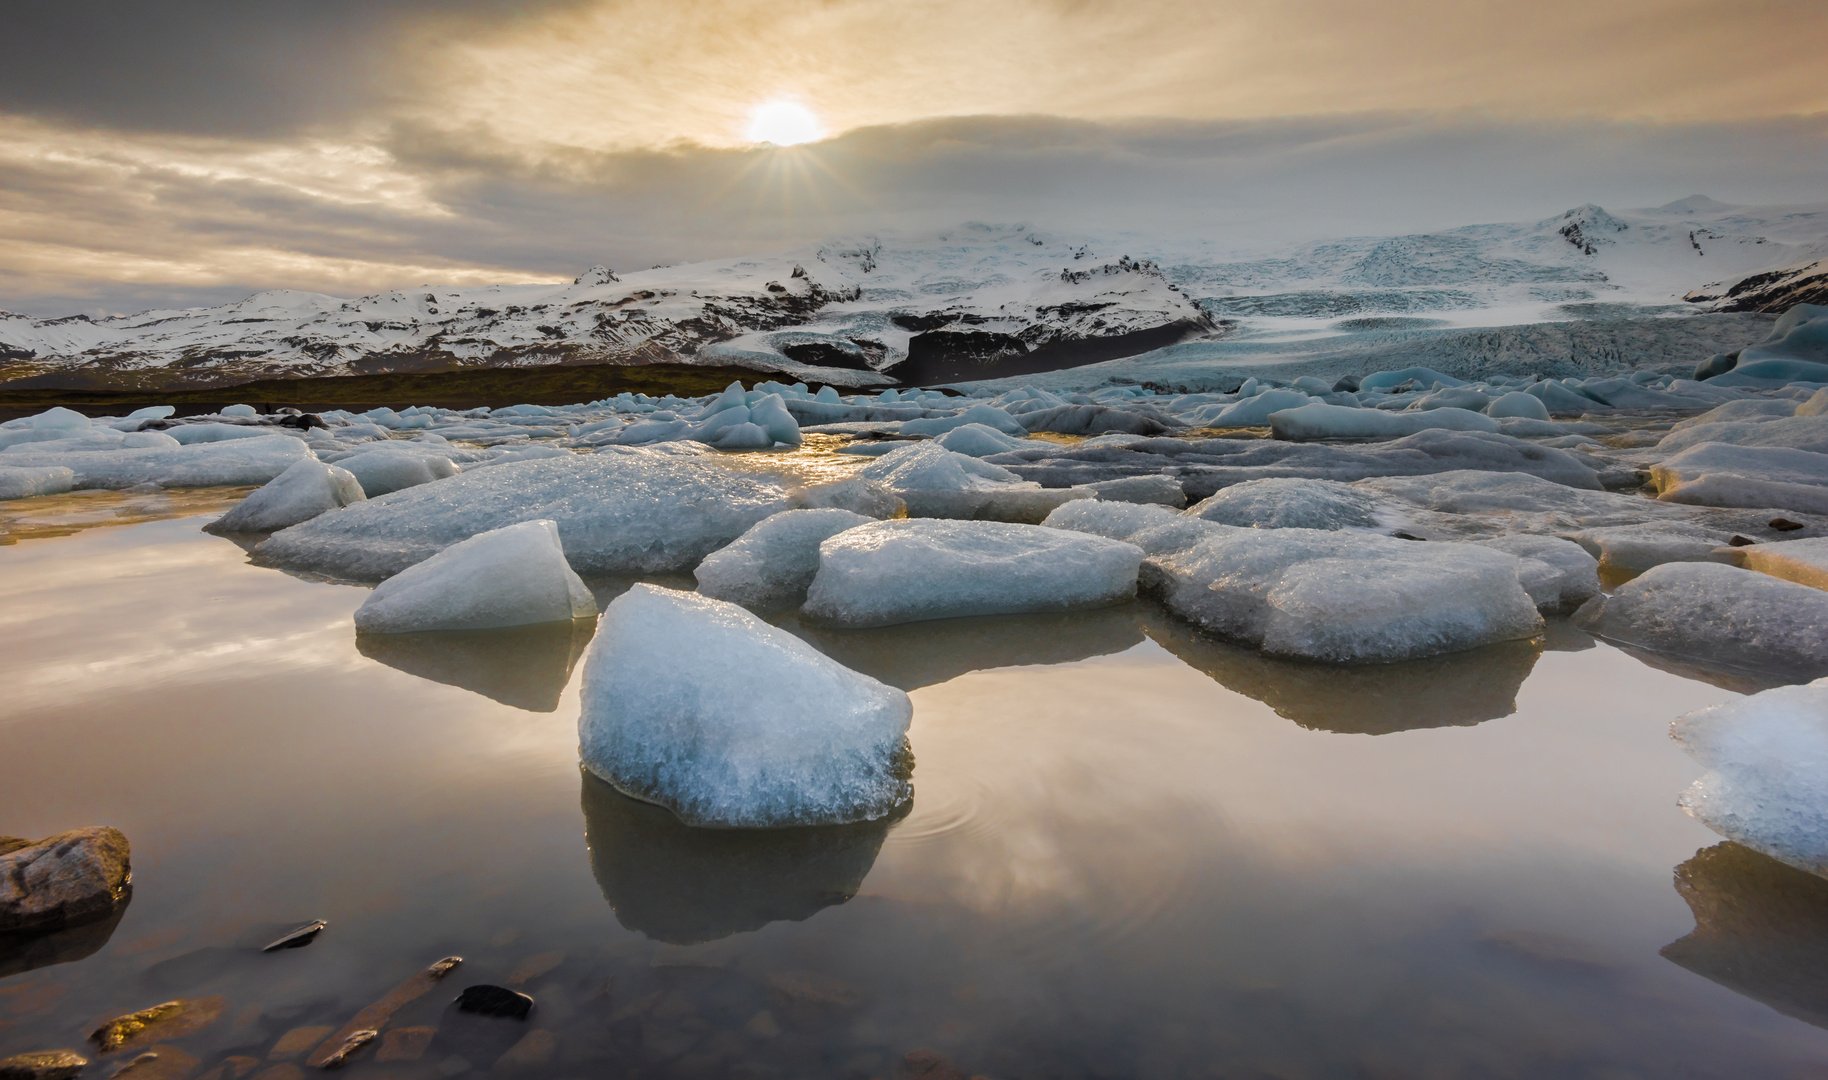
[1269,403,1499,441]
[695,508,873,611]
[1154,528,1543,663]
[1567,522,1744,575]
[1651,443,1828,514]
[1673,679,1828,875]
[1486,391,1551,421]
[935,423,1032,457]
[791,476,905,518]
[0,434,310,489]
[166,422,277,445]
[804,519,1143,628]
[1075,474,1187,507]
[1470,534,1601,613]
[336,448,459,496]
[857,442,1086,522]
[1041,499,1184,542]
[211,458,365,532]
[1657,414,1828,455]
[579,585,912,827]
[1738,537,1828,591]
[354,519,596,633]
[257,451,791,580]
[0,465,74,500]
[1186,477,1392,531]
[900,404,1025,436]
[1206,389,1314,428]
[1576,562,1828,681]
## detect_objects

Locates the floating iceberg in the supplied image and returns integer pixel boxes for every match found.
[578,585,912,827]
[935,423,1031,457]
[336,448,459,496]
[695,508,873,611]
[0,434,311,489]
[210,458,365,532]
[1737,536,1828,591]
[1154,528,1543,663]
[354,519,597,633]
[1186,477,1393,531]
[1673,679,1828,875]
[857,442,1086,522]
[1575,562,1828,682]
[0,465,74,500]
[803,519,1143,628]
[1651,443,1828,515]
[257,452,791,580]
[1471,534,1601,613]
[1268,403,1499,441]
[1485,391,1551,421]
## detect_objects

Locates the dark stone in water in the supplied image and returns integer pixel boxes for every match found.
[0,1050,88,1080]
[1391,530,1427,541]
[455,986,533,1020]
[1771,518,1805,532]
[261,920,326,952]
[314,1029,377,1069]
[304,956,462,1068]
[1728,535,1757,547]
[0,827,132,934]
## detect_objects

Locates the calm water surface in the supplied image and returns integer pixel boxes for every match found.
[3,503,1827,1079]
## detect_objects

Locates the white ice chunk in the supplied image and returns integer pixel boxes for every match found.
[257,451,791,580]
[1470,534,1601,613]
[337,448,459,496]
[211,458,365,532]
[0,465,74,500]
[167,422,277,445]
[1657,413,1828,455]
[900,404,1025,437]
[354,519,596,633]
[221,404,259,418]
[1155,529,1543,663]
[935,423,1030,457]
[804,519,1143,627]
[1073,474,1187,507]
[125,406,176,420]
[1737,536,1828,592]
[119,430,181,449]
[1650,443,1828,515]
[1576,562,1828,680]
[0,434,310,489]
[1205,389,1313,428]
[578,584,912,827]
[1486,391,1552,421]
[1673,679,1828,875]
[695,508,874,611]
[1041,499,1183,542]
[1269,403,1499,441]
[1186,477,1392,531]
[857,441,1087,522]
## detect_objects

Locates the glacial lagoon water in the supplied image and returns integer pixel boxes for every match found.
[4,502,1828,1078]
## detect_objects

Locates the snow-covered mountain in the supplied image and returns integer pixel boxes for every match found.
[3,201,1825,390]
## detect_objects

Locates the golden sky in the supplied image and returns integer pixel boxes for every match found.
[1,0,1823,314]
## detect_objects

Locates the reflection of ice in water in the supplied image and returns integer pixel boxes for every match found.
[1663,842,1828,1030]
[580,771,900,945]
[1140,606,1551,734]
[356,619,595,712]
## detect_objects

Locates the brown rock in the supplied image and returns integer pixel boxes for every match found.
[374,1028,435,1064]
[303,957,462,1068]
[1771,518,1806,532]
[0,828,132,934]
[192,1056,259,1080]
[0,1049,88,1080]
[91,999,224,1054]
[264,1028,330,1062]
[109,1046,199,1080]
[313,1030,375,1070]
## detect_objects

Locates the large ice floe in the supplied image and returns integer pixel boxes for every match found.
[0,433,311,488]
[1650,443,1828,514]
[257,450,792,580]
[803,519,1144,628]
[0,465,74,500]
[1673,679,1828,876]
[695,508,875,611]
[1575,563,1828,683]
[210,458,366,532]
[578,585,913,827]
[354,520,597,633]
[1735,536,1828,591]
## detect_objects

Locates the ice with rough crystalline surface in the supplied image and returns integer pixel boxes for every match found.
[1485,391,1552,421]
[1650,443,1828,515]
[695,508,873,611]
[257,451,791,581]
[1575,562,1828,681]
[1738,536,1828,591]
[1154,528,1543,663]
[1041,499,1184,542]
[578,584,913,828]
[1470,534,1601,613]
[857,441,1087,522]
[0,465,74,500]
[0,434,311,489]
[803,519,1143,628]
[935,423,1031,457]
[212,458,365,532]
[337,448,460,496]
[1268,403,1499,441]
[354,519,596,633]
[1673,679,1828,876]
[1186,477,1393,531]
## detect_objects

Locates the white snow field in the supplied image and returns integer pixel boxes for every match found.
[803,519,1144,628]
[578,584,913,827]
[256,450,793,580]
[210,458,366,533]
[1575,562,1828,682]
[695,508,876,611]
[353,519,597,633]
[1673,678,1828,875]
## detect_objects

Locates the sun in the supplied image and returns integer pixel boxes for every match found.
[745,101,824,146]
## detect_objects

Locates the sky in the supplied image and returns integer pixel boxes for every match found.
[2,0,1825,317]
